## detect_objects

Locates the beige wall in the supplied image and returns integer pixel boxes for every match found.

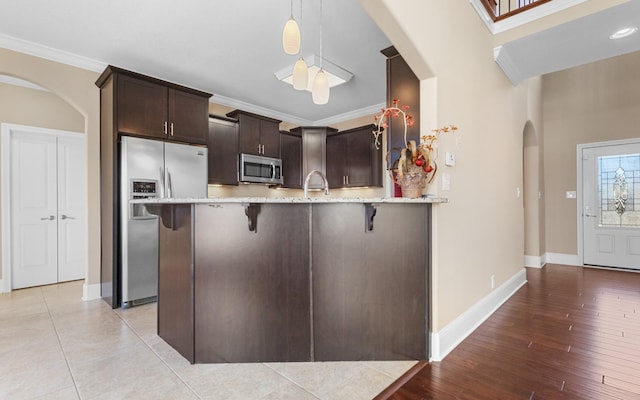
[0,81,85,281]
[542,51,640,255]
[0,48,101,287]
[363,1,542,331]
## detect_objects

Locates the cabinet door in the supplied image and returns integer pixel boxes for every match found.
[280,133,302,189]
[117,74,168,138]
[207,118,239,185]
[346,128,374,187]
[237,114,262,155]
[325,134,348,188]
[260,120,281,158]
[168,89,208,144]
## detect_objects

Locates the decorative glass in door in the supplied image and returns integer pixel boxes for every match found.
[598,153,640,227]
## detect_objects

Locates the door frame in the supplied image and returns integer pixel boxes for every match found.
[576,137,640,267]
[1,123,86,293]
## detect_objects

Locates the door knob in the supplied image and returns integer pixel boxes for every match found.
[40,215,55,220]
[60,214,75,220]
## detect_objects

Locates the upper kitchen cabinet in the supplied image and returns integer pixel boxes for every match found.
[96,66,211,145]
[207,116,239,186]
[326,124,381,189]
[381,46,419,169]
[226,110,281,158]
[280,130,302,189]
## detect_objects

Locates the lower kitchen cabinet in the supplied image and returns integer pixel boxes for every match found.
[193,203,311,363]
[312,203,427,361]
[154,201,431,364]
[326,124,382,188]
[207,116,239,185]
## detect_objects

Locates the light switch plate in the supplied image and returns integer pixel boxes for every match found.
[445,152,455,167]
[442,173,451,191]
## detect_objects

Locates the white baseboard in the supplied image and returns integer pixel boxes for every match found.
[545,252,579,266]
[82,283,101,301]
[430,268,527,361]
[524,255,545,268]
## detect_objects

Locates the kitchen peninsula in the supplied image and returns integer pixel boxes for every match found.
[139,196,445,364]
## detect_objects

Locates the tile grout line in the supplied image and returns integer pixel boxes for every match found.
[262,363,323,400]
[41,287,83,400]
[113,309,203,400]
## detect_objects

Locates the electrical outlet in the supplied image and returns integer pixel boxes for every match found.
[491,275,495,289]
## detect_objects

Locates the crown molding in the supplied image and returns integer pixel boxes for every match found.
[0,33,380,126]
[0,33,107,72]
[494,45,523,85]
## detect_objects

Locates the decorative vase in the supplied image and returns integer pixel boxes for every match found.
[396,164,427,198]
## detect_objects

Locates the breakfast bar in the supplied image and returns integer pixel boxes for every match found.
[140,197,445,364]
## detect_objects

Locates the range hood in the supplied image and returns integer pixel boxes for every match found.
[290,126,337,189]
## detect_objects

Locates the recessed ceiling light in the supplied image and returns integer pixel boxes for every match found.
[609,27,638,40]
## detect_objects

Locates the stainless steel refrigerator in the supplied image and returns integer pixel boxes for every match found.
[120,136,207,306]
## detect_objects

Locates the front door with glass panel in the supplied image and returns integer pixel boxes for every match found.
[582,142,640,269]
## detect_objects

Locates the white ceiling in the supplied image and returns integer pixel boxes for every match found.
[0,0,391,126]
[2,0,640,126]
[495,0,640,84]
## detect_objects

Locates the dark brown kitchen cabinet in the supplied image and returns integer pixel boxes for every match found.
[101,66,211,145]
[95,65,211,308]
[226,110,281,158]
[207,116,239,186]
[280,130,302,189]
[381,46,420,170]
[326,124,381,188]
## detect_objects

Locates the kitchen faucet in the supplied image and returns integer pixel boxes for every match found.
[304,170,330,198]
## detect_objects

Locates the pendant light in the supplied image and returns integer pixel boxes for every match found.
[282,0,301,55]
[292,0,308,90]
[312,0,329,104]
[293,58,309,90]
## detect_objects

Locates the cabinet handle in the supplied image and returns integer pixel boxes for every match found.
[257,143,261,154]
[40,215,55,221]
[346,176,349,185]
[170,122,174,136]
[261,144,265,154]
[163,121,168,135]
[60,214,75,220]
[342,176,346,185]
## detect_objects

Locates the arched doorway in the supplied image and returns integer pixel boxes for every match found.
[523,120,545,268]
[0,74,86,292]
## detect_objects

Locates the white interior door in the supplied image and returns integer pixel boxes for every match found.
[582,142,640,269]
[8,127,86,289]
[10,131,58,288]
[57,136,86,282]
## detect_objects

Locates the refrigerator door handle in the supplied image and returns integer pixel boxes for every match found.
[166,168,173,198]
[159,167,166,198]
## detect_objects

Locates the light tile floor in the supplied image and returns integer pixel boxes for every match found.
[0,280,416,400]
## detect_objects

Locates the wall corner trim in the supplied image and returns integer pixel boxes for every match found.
[82,283,101,301]
[430,268,527,362]
[525,255,545,268]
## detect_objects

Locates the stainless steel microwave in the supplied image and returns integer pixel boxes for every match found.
[239,153,283,185]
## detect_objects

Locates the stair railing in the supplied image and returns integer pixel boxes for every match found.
[480,0,552,21]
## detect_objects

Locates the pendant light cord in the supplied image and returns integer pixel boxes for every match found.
[319,0,323,69]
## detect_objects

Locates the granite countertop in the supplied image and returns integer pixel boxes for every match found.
[131,196,448,204]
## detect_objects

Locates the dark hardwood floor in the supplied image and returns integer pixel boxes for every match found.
[377,264,640,399]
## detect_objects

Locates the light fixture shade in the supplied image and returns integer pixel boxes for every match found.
[292,58,309,90]
[312,69,330,105]
[282,17,301,54]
